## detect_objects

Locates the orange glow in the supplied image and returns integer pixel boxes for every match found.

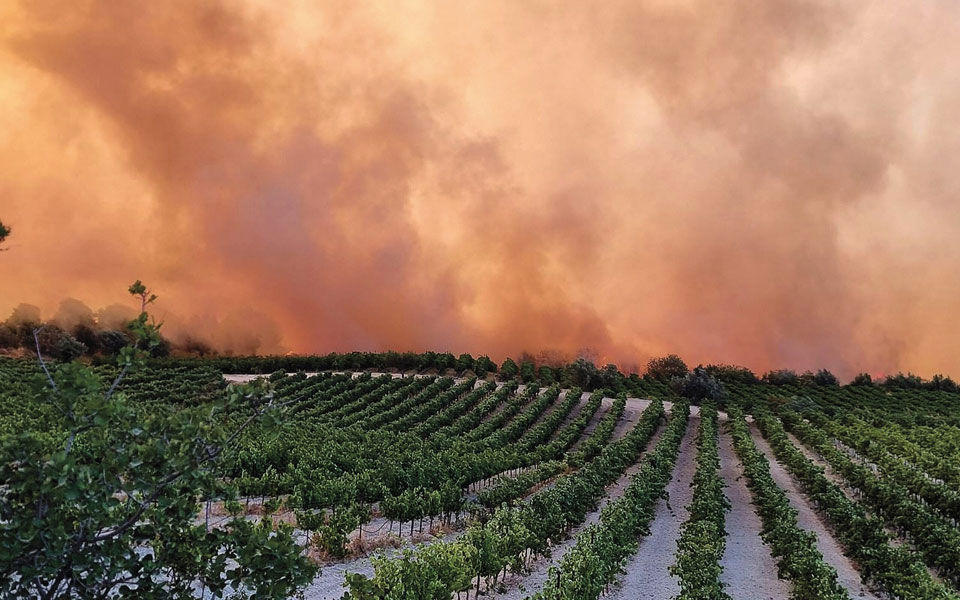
[2,1,960,378]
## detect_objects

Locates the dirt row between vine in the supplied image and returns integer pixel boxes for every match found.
[717,428,793,600]
[603,414,699,599]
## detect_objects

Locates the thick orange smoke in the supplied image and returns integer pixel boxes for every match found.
[2,1,959,378]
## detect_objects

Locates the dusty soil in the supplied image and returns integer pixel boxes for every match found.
[605,416,698,600]
[718,428,792,600]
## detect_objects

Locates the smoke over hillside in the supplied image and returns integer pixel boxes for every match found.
[2,1,959,377]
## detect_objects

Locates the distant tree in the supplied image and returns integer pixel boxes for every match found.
[567,357,600,390]
[72,323,100,355]
[419,351,439,372]
[849,372,874,386]
[627,372,644,396]
[535,349,569,368]
[537,365,556,386]
[436,352,456,372]
[397,352,420,372]
[96,330,131,355]
[704,364,758,384]
[519,360,537,383]
[762,369,799,386]
[7,304,42,348]
[0,219,9,250]
[812,369,839,387]
[673,367,728,403]
[34,325,86,362]
[0,324,17,348]
[149,335,171,358]
[600,363,625,394]
[179,336,212,356]
[52,298,96,331]
[454,353,475,374]
[474,355,496,378]
[883,372,924,389]
[646,354,689,380]
[928,374,958,393]
[499,357,519,380]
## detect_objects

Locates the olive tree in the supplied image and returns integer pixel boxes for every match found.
[645,354,688,380]
[0,281,317,599]
[672,366,728,403]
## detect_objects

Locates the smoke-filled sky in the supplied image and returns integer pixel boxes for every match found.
[2,1,959,378]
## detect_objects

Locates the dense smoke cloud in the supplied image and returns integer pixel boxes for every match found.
[1,1,959,376]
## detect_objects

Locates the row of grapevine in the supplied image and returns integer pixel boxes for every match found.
[670,403,731,600]
[726,405,850,600]
[340,399,667,599]
[476,390,606,508]
[811,414,960,525]
[530,401,691,600]
[752,407,957,599]
[777,409,960,588]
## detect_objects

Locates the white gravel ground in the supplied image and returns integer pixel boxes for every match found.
[717,428,792,600]
[748,425,881,599]
[605,416,698,600]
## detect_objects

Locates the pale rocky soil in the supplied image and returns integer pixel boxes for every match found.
[718,428,793,600]
[605,416,698,600]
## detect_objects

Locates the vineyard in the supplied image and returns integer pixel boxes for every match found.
[2,355,960,600]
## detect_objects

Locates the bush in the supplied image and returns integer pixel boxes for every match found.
[96,330,130,355]
[703,364,758,384]
[34,326,86,362]
[762,369,798,386]
[811,369,839,387]
[673,367,728,403]
[499,357,519,380]
[646,354,689,380]
[849,372,873,386]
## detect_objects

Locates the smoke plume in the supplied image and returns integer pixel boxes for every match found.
[2,1,959,377]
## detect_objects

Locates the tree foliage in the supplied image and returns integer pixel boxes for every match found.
[646,354,689,380]
[762,369,799,386]
[673,366,728,403]
[0,282,316,599]
[499,357,519,380]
